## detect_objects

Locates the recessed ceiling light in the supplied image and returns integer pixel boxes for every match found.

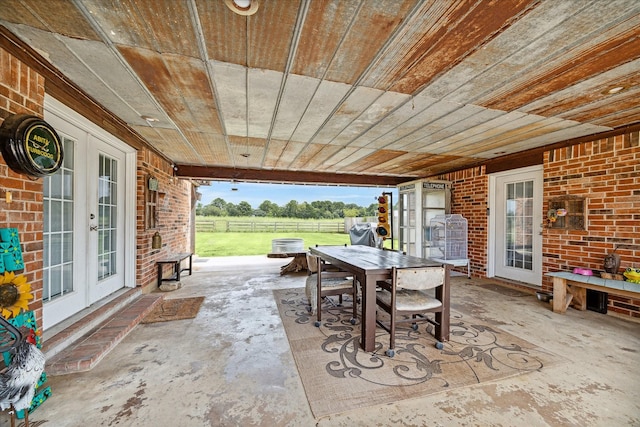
[141,115,159,122]
[224,0,259,15]
[607,86,625,94]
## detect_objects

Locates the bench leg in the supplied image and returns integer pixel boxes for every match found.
[157,263,163,288]
[569,285,587,310]
[552,277,572,314]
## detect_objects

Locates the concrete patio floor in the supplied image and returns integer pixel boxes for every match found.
[4,255,639,426]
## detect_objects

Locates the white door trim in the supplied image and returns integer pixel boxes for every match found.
[488,165,543,284]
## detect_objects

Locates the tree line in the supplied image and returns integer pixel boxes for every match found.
[196,198,379,219]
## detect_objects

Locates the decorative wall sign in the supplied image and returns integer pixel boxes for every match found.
[423,181,446,190]
[0,228,24,273]
[1,310,52,419]
[0,114,63,177]
[148,176,159,191]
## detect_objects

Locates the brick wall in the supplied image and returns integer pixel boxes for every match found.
[434,134,639,321]
[437,167,488,278]
[136,149,193,292]
[0,47,46,328]
[542,133,640,319]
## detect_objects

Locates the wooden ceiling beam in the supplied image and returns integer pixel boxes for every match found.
[484,121,640,174]
[175,164,408,187]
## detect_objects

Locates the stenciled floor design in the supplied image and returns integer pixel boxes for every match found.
[274,287,563,418]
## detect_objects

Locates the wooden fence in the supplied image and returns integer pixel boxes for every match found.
[196,220,345,233]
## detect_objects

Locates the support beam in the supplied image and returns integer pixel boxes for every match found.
[174,164,408,187]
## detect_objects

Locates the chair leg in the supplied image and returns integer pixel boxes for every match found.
[350,286,358,325]
[389,309,396,355]
[315,300,322,327]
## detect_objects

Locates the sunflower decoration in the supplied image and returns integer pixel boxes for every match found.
[0,271,34,319]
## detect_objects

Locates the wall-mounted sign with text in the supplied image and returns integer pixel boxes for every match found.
[422,182,446,190]
[0,114,64,178]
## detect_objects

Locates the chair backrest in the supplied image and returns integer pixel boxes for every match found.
[394,266,444,291]
[306,253,319,273]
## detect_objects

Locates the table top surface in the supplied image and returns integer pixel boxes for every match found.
[309,245,440,274]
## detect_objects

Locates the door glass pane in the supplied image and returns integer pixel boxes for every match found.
[407,192,416,228]
[423,190,445,208]
[43,137,74,303]
[50,201,62,232]
[399,191,416,255]
[98,154,118,281]
[504,181,533,271]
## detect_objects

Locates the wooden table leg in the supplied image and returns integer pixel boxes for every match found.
[316,256,322,324]
[360,273,379,352]
[435,267,451,342]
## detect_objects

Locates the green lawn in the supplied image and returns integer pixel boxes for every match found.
[195,231,396,256]
[195,232,351,257]
[194,216,396,256]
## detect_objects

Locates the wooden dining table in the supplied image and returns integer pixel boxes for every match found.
[309,245,450,352]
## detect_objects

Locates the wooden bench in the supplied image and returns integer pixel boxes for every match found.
[157,252,193,288]
[546,271,640,314]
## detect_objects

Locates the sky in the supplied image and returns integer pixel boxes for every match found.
[196,181,398,208]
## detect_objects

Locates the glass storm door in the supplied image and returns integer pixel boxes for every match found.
[493,167,543,285]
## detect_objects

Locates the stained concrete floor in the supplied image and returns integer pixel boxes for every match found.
[4,256,640,426]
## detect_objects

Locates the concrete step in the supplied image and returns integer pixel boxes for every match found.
[44,293,164,375]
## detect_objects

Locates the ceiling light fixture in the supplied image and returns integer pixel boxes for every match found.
[224,0,259,16]
[141,115,159,122]
[607,86,625,94]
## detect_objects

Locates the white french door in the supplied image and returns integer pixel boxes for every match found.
[42,127,85,328]
[43,97,135,329]
[489,166,543,285]
[87,142,126,302]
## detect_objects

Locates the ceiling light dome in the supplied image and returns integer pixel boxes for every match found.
[224,0,259,16]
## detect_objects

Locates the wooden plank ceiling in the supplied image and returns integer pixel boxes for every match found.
[1,0,639,185]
